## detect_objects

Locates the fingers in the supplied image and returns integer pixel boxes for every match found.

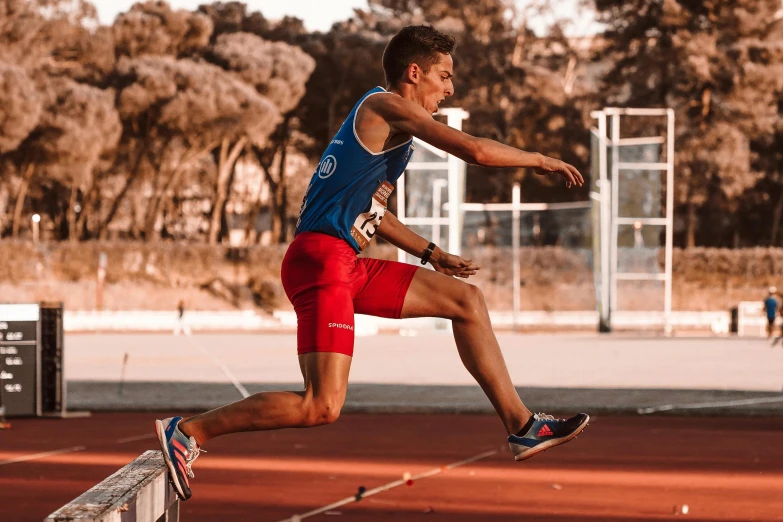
[453,265,480,278]
[560,162,584,189]
[437,256,481,278]
[443,266,479,278]
[457,261,480,272]
[560,164,577,187]
[535,158,584,188]
[568,163,584,186]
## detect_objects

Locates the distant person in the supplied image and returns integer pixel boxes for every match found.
[155,25,588,502]
[764,287,778,339]
[772,289,783,347]
[173,300,191,336]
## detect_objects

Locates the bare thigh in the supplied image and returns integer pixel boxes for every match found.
[298,351,352,405]
[401,267,485,320]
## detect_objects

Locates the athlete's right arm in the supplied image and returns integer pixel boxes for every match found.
[373,95,583,188]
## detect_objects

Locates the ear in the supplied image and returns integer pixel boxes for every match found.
[405,63,421,84]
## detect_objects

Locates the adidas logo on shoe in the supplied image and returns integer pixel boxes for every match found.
[537,424,554,437]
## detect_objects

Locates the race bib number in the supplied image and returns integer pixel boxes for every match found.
[351,181,394,250]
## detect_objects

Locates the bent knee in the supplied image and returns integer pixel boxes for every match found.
[301,395,343,427]
[452,284,486,321]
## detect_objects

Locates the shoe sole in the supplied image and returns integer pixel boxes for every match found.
[512,415,590,461]
[155,420,191,501]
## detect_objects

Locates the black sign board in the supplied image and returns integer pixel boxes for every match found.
[0,307,40,417]
[0,344,37,416]
[0,320,37,342]
[0,303,67,418]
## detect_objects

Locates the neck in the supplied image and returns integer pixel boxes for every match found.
[387,82,418,104]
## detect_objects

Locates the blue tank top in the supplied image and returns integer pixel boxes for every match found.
[295,87,415,253]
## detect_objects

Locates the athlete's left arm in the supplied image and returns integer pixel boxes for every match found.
[376,211,479,278]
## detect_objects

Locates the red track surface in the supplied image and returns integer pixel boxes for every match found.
[1,413,782,521]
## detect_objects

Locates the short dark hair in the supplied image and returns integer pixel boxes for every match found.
[383,25,456,86]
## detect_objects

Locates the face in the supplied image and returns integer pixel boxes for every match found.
[409,53,454,114]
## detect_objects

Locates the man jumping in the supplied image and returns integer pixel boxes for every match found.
[156,25,589,501]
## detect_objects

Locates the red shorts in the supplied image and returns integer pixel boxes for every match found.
[281,232,419,356]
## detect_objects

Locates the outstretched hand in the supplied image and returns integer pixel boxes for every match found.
[430,251,480,279]
[536,155,584,189]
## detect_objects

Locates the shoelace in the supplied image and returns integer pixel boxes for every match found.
[184,439,206,479]
[535,413,555,421]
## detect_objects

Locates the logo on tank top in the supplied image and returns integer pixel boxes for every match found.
[317,155,337,179]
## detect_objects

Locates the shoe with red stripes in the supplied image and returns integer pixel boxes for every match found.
[507,413,589,461]
[155,416,204,500]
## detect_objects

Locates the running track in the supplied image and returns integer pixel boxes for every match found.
[1,413,782,521]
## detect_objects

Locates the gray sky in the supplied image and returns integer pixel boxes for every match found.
[92,0,602,36]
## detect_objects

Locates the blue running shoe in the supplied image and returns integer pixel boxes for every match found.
[155,416,204,500]
[508,413,589,461]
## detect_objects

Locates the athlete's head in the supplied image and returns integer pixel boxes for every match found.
[383,25,455,114]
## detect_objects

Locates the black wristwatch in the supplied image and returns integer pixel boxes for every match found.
[420,242,436,265]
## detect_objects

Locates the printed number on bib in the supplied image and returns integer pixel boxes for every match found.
[351,181,394,250]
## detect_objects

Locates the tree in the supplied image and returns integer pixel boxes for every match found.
[204,30,316,242]
[43,23,116,85]
[97,0,216,240]
[113,1,213,58]
[732,15,783,246]
[112,55,280,243]
[200,3,406,242]
[0,62,42,155]
[593,0,782,247]
[0,0,54,67]
[208,32,314,115]
[197,1,271,38]
[8,76,121,240]
[0,0,103,70]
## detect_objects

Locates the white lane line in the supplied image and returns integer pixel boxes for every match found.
[185,335,250,399]
[116,433,156,444]
[0,445,86,466]
[638,396,783,414]
[277,448,499,522]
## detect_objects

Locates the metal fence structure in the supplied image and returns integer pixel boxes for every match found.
[590,108,675,333]
[458,188,592,329]
[396,106,676,333]
[397,108,595,329]
[396,108,470,263]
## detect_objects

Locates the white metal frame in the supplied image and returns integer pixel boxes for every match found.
[457,188,590,330]
[397,108,470,262]
[590,107,675,333]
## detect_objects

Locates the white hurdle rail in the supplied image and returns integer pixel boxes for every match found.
[45,451,179,522]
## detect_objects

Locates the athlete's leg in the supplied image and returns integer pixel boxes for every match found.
[401,268,532,435]
[354,258,586,461]
[179,352,351,445]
